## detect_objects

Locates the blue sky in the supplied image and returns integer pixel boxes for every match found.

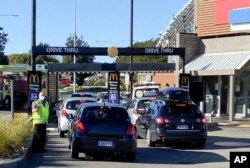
[1,0,189,63]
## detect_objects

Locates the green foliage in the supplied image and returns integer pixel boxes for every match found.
[36,42,59,64]
[116,38,168,63]
[0,27,9,65]
[0,52,8,65]
[0,27,8,53]
[0,117,32,159]
[8,53,30,64]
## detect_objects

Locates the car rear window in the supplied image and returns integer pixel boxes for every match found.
[66,100,96,110]
[137,100,152,109]
[82,106,129,122]
[71,94,94,98]
[160,104,201,116]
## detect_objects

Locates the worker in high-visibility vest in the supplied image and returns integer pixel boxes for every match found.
[31,91,49,153]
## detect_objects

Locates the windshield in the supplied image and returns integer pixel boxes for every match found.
[160,105,202,116]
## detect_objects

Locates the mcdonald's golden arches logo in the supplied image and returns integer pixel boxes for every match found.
[180,74,191,86]
[109,73,118,81]
[29,74,39,84]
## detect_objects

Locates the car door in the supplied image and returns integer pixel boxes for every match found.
[136,103,154,138]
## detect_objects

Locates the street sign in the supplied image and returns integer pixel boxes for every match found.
[27,71,41,107]
[108,71,120,104]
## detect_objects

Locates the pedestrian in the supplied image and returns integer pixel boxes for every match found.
[31,91,49,153]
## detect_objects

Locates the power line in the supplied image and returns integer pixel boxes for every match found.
[0,14,18,17]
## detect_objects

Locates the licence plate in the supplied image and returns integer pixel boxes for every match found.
[97,141,113,147]
[176,125,189,130]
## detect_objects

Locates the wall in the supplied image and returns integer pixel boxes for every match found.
[153,73,175,89]
[198,35,250,53]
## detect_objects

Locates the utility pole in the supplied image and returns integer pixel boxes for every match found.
[130,0,134,95]
[31,0,36,71]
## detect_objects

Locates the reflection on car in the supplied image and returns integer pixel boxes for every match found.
[67,102,137,161]
[57,97,97,137]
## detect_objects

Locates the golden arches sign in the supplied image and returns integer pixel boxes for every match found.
[29,74,39,84]
[109,73,118,81]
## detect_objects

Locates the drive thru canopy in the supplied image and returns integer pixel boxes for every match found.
[32,46,185,102]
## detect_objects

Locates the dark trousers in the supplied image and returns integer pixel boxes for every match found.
[32,123,47,152]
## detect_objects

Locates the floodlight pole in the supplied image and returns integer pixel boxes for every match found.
[130,0,134,95]
[73,0,77,93]
[31,0,36,71]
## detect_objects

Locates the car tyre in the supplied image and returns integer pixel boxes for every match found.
[126,152,136,162]
[196,139,206,148]
[71,144,78,159]
[147,129,156,147]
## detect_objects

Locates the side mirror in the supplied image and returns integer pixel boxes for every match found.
[66,113,74,119]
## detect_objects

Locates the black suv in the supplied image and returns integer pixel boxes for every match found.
[136,88,207,147]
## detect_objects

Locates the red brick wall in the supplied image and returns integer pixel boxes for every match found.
[153,73,175,89]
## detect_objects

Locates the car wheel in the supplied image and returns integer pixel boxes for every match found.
[196,139,206,148]
[71,144,78,159]
[60,130,64,137]
[67,139,71,149]
[147,129,156,147]
[135,127,140,139]
[126,152,136,162]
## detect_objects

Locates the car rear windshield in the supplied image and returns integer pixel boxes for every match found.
[66,100,96,110]
[160,104,201,116]
[71,94,93,98]
[137,100,152,109]
[82,106,129,122]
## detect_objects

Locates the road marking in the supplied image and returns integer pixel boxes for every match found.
[47,128,56,131]
[214,142,250,147]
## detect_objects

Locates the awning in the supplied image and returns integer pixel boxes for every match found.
[185,51,250,76]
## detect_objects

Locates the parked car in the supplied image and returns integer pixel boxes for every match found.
[67,102,137,161]
[127,97,155,125]
[57,97,97,137]
[71,92,95,98]
[136,99,207,147]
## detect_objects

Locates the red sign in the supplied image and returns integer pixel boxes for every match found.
[215,0,250,24]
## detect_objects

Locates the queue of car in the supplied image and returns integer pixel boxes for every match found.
[55,86,207,161]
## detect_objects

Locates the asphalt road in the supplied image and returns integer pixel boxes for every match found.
[20,124,250,168]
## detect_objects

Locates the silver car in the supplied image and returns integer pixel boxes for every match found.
[127,97,155,125]
[57,97,97,137]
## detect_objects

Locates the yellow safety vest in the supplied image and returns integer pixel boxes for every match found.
[32,100,49,126]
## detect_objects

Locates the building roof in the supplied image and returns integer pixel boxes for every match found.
[185,51,250,76]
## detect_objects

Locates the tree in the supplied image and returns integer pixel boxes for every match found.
[8,53,30,64]
[115,38,168,63]
[62,35,95,63]
[36,42,59,64]
[0,27,8,53]
[63,35,95,86]
[0,27,8,65]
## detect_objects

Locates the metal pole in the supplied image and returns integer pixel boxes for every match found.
[130,0,134,95]
[73,0,77,93]
[11,80,14,120]
[31,0,36,71]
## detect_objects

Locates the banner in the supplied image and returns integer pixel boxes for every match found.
[27,71,42,107]
[108,72,120,104]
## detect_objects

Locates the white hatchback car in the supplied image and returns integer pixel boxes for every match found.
[57,97,97,137]
[127,97,155,125]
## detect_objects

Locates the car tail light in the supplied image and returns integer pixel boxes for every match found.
[75,120,85,133]
[133,108,138,114]
[156,117,170,124]
[61,110,67,117]
[126,124,135,135]
[197,117,206,124]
